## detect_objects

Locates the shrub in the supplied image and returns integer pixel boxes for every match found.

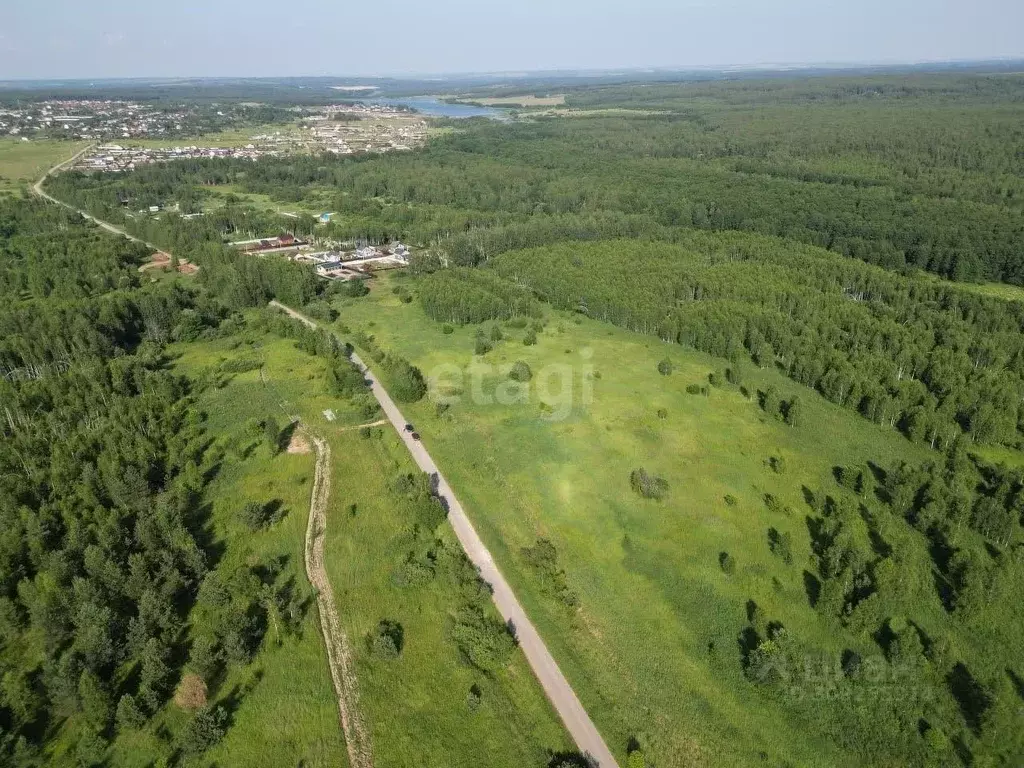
[719,552,736,575]
[509,361,533,382]
[370,620,404,660]
[474,335,493,355]
[523,329,537,346]
[489,325,503,341]
[442,323,455,334]
[173,673,208,712]
[115,694,146,730]
[466,684,482,711]
[708,371,723,387]
[382,356,427,402]
[239,501,270,530]
[657,358,673,376]
[784,396,803,426]
[656,408,668,419]
[726,364,744,386]
[686,384,702,395]
[724,494,737,506]
[343,280,369,297]
[768,527,793,565]
[448,606,515,672]
[630,468,669,500]
[179,706,227,755]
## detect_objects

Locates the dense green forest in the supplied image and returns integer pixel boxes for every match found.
[0,198,343,764]
[27,70,1024,766]
[46,73,1024,284]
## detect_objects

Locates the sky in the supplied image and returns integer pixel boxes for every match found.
[2,0,1023,80]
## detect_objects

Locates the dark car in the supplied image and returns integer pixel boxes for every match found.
[404,423,415,432]
[411,432,421,441]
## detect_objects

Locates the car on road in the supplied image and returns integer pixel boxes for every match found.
[411,432,421,440]
[404,423,415,432]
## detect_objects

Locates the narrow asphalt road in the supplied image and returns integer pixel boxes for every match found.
[272,301,620,768]
[29,159,620,766]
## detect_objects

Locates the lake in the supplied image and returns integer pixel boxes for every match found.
[364,97,506,120]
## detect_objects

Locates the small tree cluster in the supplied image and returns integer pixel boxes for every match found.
[630,468,669,500]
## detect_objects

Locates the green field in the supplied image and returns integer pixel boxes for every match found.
[159,326,570,767]
[329,271,945,766]
[0,138,86,195]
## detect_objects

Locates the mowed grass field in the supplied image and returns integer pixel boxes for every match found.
[331,272,936,767]
[0,138,86,195]
[160,326,570,767]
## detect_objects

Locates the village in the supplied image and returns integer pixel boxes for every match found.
[67,103,431,171]
[227,232,411,281]
[0,99,255,141]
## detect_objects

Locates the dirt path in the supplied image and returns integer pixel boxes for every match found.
[305,431,374,768]
[273,301,620,768]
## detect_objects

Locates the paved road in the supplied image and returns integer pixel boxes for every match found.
[28,159,620,766]
[272,301,620,768]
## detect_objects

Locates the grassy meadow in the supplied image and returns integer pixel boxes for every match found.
[0,138,86,195]
[329,271,942,766]
[142,325,570,767]
[92,333,349,768]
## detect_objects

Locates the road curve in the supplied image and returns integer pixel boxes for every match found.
[271,300,620,768]
[31,144,160,248]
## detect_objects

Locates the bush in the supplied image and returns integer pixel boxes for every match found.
[685,384,702,395]
[382,356,427,402]
[173,673,208,712]
[509,361,533,382]
[239,501,269,530]
[768,528,793,565]
[115,694,146,730]
[343,279,369,297]
[708,371,723,387]
[489,325,503,341]
[629,468,669,500]
[467,684,482,711]
[657,358,673,375]
[179,706,227,755]
[442,323,455,334]
[523,329,537,346]
[724,494,737,506]
[656,408,668,420]
[719,552,736,575]
[474,335,493,355]
[370,620,404,659]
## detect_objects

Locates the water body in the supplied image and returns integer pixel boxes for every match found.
[363,97,505,120]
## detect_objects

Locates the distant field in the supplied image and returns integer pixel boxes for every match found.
[126,127,273,149]
[0,138,85,195]
[332,271,941,766]
[469,94,566,107]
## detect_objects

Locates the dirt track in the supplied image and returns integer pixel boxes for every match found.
[305,432,373,768]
